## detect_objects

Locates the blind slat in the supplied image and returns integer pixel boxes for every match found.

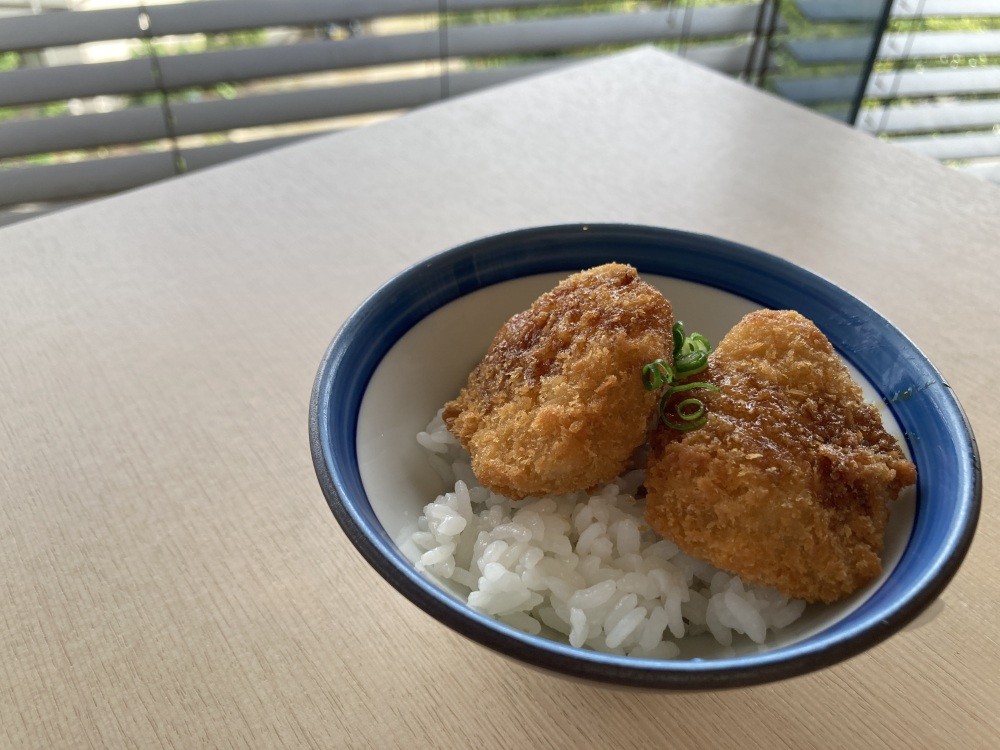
[868,65,1000,98]
[0,151,176,206]
[0,58,155,108]
[0,0,586,53]
[0,134,316,207]
[787,31,1000,65]
[445,5,773,57]
[775,66,1000,105]
[158,35,436,89]
[857,100,1000,134]
[0,62,560,158]
[0,7,141,52]
[0,106,170,159]
[895,133,1000,161]
[796,0,1000,23]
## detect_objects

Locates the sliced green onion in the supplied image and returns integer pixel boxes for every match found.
[673,350,708,376]
[672,322,685,358]
[642,358,673,391]
[657,383,718,431]
[688,333,711,352]
[676,397,706,421]
[658,394,709,432]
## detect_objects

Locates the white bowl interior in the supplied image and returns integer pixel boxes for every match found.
[356,273,916,658]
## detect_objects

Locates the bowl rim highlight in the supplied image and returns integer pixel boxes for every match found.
[309,223,981,689]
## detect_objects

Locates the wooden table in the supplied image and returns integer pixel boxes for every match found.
[2,48,997,748]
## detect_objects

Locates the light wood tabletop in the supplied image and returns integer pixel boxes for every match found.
[1,48,997,748]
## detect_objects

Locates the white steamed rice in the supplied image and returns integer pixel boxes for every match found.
[403,409,806,658]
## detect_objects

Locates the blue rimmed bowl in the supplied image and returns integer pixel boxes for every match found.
[309,224,980,689]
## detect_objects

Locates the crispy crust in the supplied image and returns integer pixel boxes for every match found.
[644,309,917,603]
[444,263,673,499]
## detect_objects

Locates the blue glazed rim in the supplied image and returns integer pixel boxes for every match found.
[309,224,980,689]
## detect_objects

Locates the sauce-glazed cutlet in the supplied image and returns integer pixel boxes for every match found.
[644,309,917,603]
[444,263,673,500]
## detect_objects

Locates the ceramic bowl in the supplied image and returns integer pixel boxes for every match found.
[309,224,980,689]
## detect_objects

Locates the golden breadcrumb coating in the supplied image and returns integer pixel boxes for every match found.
[644,309,917,603]
[444,263,673,500]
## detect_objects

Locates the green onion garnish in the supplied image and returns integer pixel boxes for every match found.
[642,358,673,391]
[673,350,708,376]
[644,321,718,432]
[657,384,719,431]
[672,325,684,358]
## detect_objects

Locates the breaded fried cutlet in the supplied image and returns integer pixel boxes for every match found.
[644,309,917,603]
[444,263,673,500]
